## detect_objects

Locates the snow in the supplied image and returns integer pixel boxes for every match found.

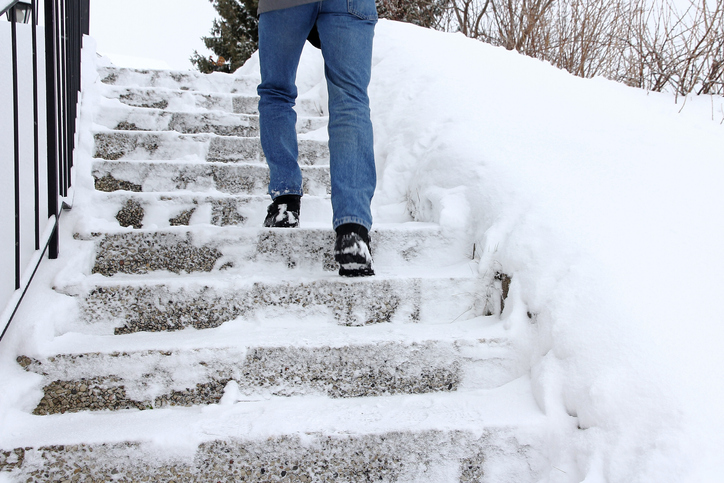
[364,21,724,481]
[1,18,724,483]
[1,378,545,450]
[0,20,49,323]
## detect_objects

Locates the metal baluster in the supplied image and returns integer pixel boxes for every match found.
[11,6,21,290]
[46,0,60,259]
[32,0,40,251]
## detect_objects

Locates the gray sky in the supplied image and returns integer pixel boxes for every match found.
[89,0,218,70]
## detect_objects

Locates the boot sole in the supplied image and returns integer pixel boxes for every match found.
[338,266,375,277]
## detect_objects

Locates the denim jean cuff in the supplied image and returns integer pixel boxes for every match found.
[333,216,371,232]
[270,188,304,199]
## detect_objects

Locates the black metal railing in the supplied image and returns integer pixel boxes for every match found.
[0,0,89,342]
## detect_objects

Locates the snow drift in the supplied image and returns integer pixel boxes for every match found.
[239,19,724,482]
[369,20,724,483]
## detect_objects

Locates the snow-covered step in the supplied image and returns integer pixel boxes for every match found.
[94,104,328,137]
[96,105,259,137]
[83,192,333,229]
[83,224,455,276]
[17,316,521,415]
[0,381,546,481]
[93,131,330,164]
[98,66,259,94]
[65,274,482,334]
[20,335,516,415]
[101,86,324,116]
[92,160,331,195]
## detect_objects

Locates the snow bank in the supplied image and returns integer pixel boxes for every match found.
[362,20,724,482]
[1,17,721,482]
[167,19,724,481]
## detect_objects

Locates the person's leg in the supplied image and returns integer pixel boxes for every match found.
[257,5,318,201]
[315,0,377,232]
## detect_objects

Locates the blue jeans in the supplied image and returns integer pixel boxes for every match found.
[257,0,377,231]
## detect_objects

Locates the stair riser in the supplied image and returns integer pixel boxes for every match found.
[93,132,329,165]
[92,161,331,196]
[98,109,259,137]
[89,228,451,276]
[103,87,324,116]
[0,430,540,482]
[86,194,333,229]
[79,278,481,334]
[99,66,258,94]
[95,107,327,137]
[21,341,515,415]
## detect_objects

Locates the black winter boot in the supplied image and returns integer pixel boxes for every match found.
[263,195,301,228]
[334,223,374,277]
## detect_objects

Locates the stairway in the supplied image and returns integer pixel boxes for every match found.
[0,63,549,482]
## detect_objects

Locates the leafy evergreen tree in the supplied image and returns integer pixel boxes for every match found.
[191,0,259,74]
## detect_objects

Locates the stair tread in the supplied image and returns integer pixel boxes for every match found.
[76,191,334,229]
[92,160,331,195]
[20,317,519,413]
[92,158,331,166]
[99,85,324,116]
[89,191,330,200]
[3,377,545,449]
[55,270,482,333]
[91,129,326,142]
[82,221,442,235]
[98,66,260,94]
[91,132,329,164]
[31,315,510,356]
[96,102,326,122]
[66,262,478,286]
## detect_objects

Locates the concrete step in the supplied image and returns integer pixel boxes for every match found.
[92,160,331,195]
[94,104,327,137]
[98,66,259,94]
[1,430,542,483]
[101,85,324,116]
[97,105,258,137]
[19,335,516,415]
[0,381,547,481]
[82,224,454,276]
[81,192,333,229]
[66,274,482,334]
[93,131,330,164]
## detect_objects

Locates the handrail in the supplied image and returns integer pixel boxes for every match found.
[0,0,90,343]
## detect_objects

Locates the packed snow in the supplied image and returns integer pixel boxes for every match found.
[1,18,723,482]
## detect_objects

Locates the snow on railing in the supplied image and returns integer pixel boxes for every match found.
[0,0,89,343]
[0,1,19,16]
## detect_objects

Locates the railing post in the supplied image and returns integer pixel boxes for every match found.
[61,0,68,194]
[45,0,59,259]
[81,0,89,35]
[65,0,75,187]
[11,7,21,290]
[32,0,40,251]
[57,0,67,198]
